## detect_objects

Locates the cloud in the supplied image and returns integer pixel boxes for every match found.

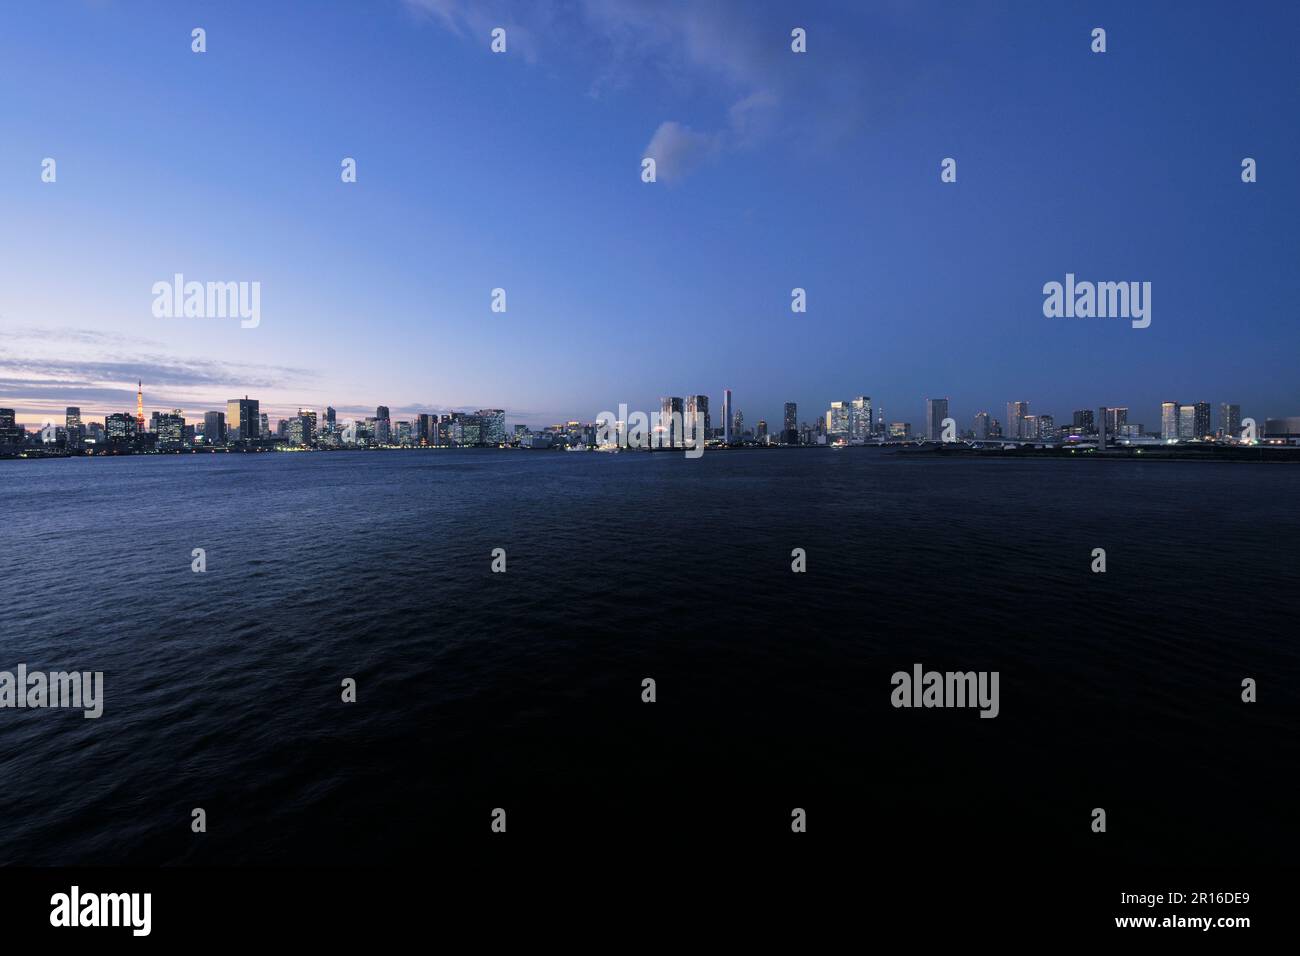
[403,0,861,182]
[401,0,546,62]
[0,329,312,424]
[643,121,720,184]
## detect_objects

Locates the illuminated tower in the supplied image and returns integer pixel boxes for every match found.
[136,380,145,431]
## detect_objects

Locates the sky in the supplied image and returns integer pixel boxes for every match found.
[1,0,1297,431]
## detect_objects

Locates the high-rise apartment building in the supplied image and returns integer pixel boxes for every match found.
[850,396,872,442]
[1161,402,1179,441]
[686,395,710,444]
[1006,401,1029,440]
[659,396,684,448]
[1193,402,1211,440]
[1220,403,1241,440]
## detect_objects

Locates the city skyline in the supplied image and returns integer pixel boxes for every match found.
[4,379,1291,450]
[2,2,1298,432]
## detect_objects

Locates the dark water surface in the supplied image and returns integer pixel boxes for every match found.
[1,449,1296,865]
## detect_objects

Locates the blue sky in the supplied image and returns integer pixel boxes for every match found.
[1,0,1297,430]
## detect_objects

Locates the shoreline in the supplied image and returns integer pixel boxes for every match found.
[5,443,1299,463]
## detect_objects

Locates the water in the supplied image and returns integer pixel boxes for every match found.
[1,449,1297,865]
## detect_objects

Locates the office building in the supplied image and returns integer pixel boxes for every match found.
[783,402,797,444]
[925,397,949,441]
[106,412,138,441]
[226,397,260,441]
[204,411,227,444]
[156,410,184,448]
[476,409,506,445]
[826,401,850,440]
[0,408,20,446]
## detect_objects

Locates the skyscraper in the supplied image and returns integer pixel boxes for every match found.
[1161,402,1179,441]
[826,401,850,440]
[1177,404,1196,440]
[783,402,797,444]
[297,408,316,445]
[0,408,19,446]
[226,397,260,441]
[106,412,138,441]
[64,407,81,447]
[204,411,227,444]
[375,406,391,444]
[850,396,872,442]
[1221,403,1241,440]
[476,409,506,445]
[721,389,733,444]
[925,398,949,441]
[1006,401,1028,440]
[659,396,684,448]
[973,411,990,439]
[1193,402,1211,440]
[1072,409,1095,434]
[157,410,184,448]
[686,395,710,445]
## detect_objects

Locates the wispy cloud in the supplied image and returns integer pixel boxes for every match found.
[402,0,864,182]
[643,121,720,184]
[0,326,312,424]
